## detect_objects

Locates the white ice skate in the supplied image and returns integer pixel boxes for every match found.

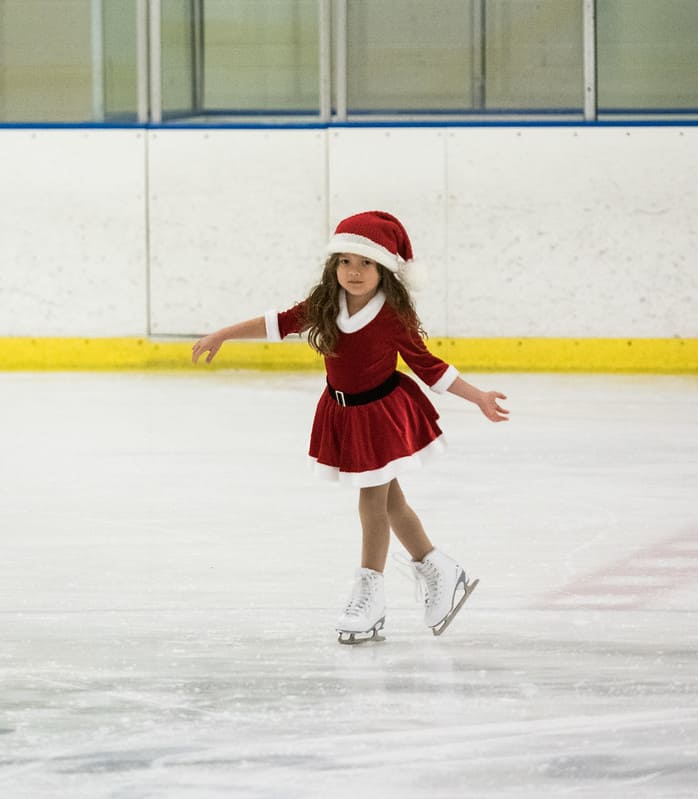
[412,549,479,636]
[336,567,386,645]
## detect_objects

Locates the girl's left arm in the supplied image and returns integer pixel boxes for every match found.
[446,376,509,423]
[192,316,266,364]
[396,324,509,423]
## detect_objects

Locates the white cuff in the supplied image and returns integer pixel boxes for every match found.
[431,364,459,394]
[264,309,281,342]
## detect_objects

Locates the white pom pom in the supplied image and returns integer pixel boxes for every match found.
[398,258,430,293]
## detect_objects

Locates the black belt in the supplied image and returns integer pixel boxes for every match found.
[327,371,400,407]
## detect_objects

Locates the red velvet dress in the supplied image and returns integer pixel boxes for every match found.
[266,290,458,487]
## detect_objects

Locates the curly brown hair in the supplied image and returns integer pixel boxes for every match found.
[300,254,426,356]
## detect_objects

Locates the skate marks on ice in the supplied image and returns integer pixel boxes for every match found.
[539,527,698,611]
[1,373,697,797]
[1,607,697,799]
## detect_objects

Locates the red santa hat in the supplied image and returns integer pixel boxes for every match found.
[326,211,414,273]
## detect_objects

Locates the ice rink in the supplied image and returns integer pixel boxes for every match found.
[1,370,697,799]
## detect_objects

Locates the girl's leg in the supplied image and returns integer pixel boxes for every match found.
[387,478,433,562]
[358,483,391,571]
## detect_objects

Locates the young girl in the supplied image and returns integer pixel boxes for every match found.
[192,211,508,644]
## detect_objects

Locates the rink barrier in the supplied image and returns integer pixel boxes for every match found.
[1,337,697,372]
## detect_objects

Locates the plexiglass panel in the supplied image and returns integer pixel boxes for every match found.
[202,0,319,115]
[597,0,698,113]
[0,0,696,124]
[0,0,92,122]
[346,0,473,113]
[345,0,583,115]
[483,0,583,112]
[0,0,139,123]
[161,0,197,119]
[103,0,139,121]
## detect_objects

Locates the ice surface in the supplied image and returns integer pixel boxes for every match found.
[1,371,697,798]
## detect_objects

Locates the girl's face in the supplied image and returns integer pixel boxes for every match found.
[335,253,382,308]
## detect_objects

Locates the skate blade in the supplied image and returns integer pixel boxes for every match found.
[337,618,386,645]
[431,577,479,637]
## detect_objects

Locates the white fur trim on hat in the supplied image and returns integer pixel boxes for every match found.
[326,233,405,273]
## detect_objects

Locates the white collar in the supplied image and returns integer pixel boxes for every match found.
[337,289,386,333]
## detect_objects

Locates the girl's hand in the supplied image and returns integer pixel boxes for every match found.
[192,333,223,364]
[446,377,510,422]
[478,391,509,423]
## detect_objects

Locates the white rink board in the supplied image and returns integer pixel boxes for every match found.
[147,129,327,335]
[446,127,698,337]
[0,126,696,339]
[0,130,147,336]
[327,127,448,334]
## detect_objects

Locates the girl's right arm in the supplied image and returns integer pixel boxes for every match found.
[192,316,266,364]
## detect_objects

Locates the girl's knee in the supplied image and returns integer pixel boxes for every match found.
[386,480,408,516]
[359,484,390,510]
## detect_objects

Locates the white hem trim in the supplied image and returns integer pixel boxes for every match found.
[337,289,386,334]
[431,364,459,394]
[308,435,447,488]
[264,309,281,342]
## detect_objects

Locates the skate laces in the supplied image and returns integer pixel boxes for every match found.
[393,553,440,608]
[343,573,374,617]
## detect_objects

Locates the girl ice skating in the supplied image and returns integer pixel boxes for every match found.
[192,211,509,644]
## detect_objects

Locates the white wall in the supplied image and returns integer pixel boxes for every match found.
[1,126,696,338]
[148,129,326,335]
[445,127,698,337]
[0,129,147,336]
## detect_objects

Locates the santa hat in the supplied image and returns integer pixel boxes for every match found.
[326,211,414,273]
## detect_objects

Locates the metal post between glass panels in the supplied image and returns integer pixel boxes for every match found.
[583,0,597,121]
[319,0,332,121]
[333,0,347,121]
[90,0,105,121]
[471,0,486,111]
[148,0,162,124]
[136,0,149,123]
[192,0,205,115]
